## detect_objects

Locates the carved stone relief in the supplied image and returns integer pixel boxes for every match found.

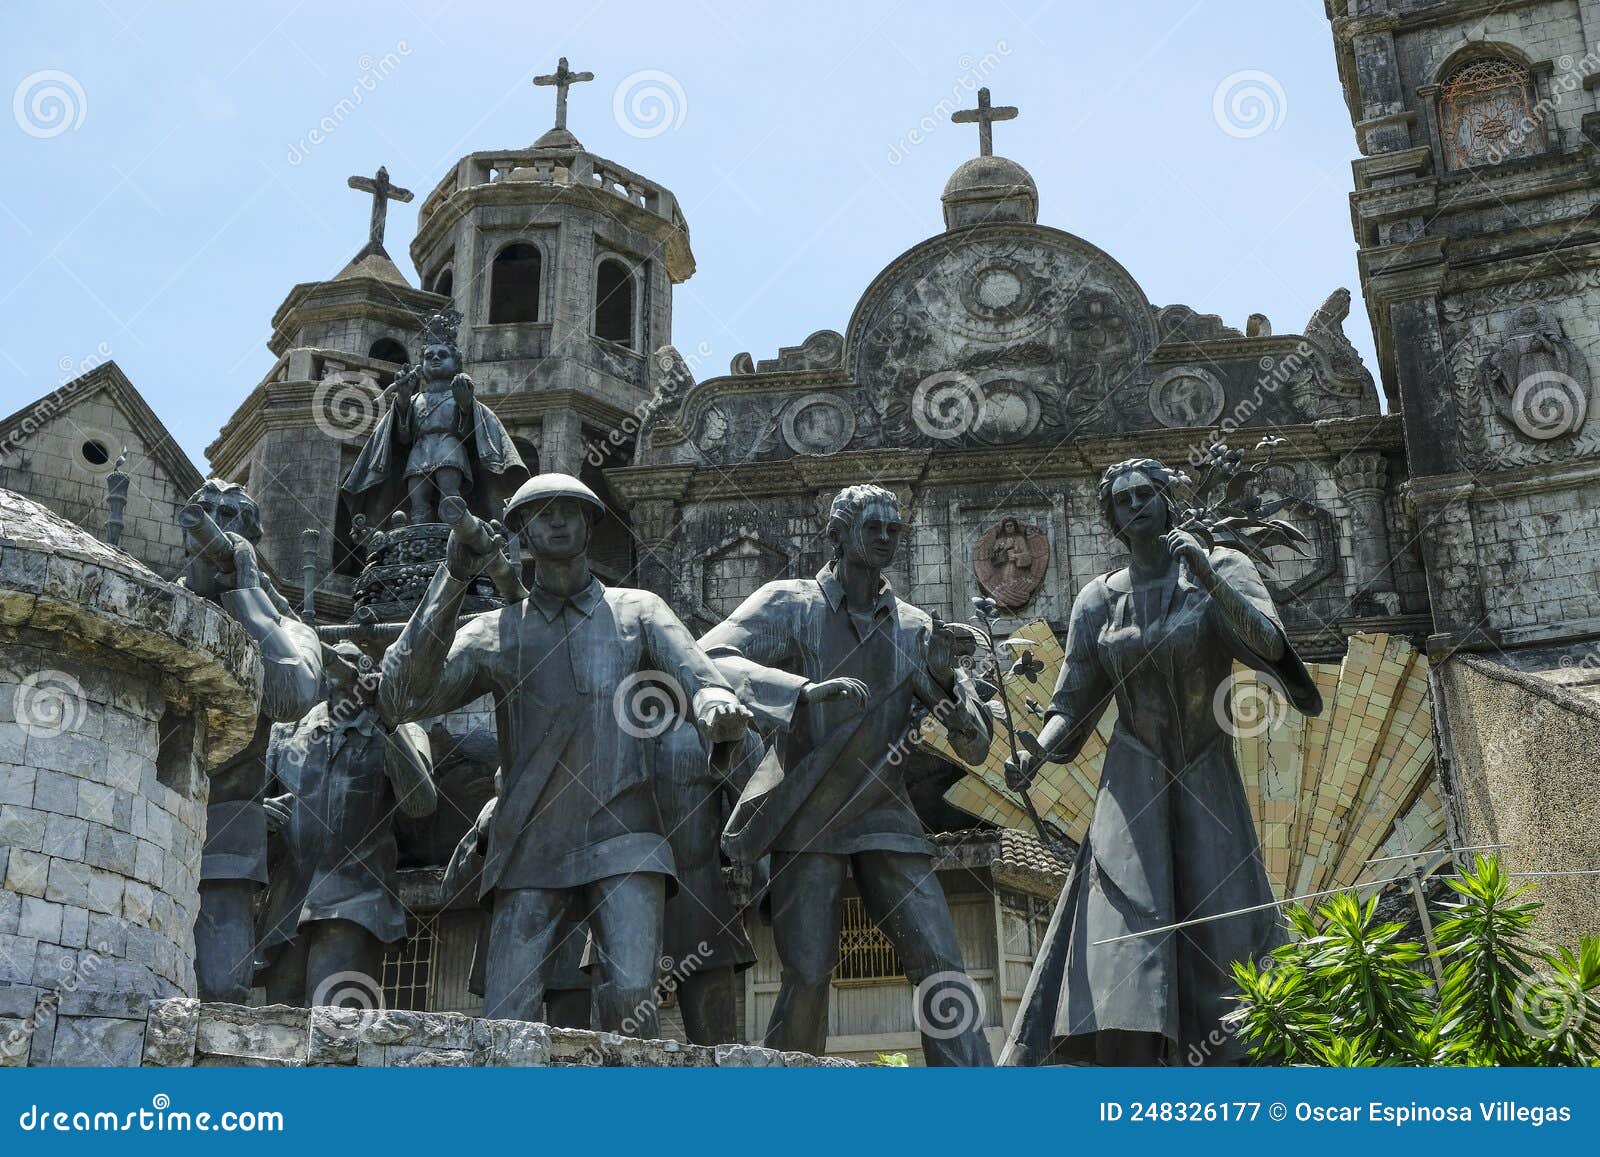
[973,516,1050,609]
[1149,367,1225,428]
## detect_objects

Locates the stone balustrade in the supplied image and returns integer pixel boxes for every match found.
[418,147,674,233]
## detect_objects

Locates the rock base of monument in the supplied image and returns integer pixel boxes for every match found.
[1,989,855,1067]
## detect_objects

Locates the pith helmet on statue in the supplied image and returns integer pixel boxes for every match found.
[503,472,606,533]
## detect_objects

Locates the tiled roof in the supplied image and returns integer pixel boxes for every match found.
[931,827,1072,897]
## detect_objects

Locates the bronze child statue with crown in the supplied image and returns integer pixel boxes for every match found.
[341,308,529,529]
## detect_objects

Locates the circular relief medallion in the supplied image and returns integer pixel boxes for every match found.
[1148,368,1226,428]
[958,257,1039,328]
[781,393,857,455]
[972,379,1041,444]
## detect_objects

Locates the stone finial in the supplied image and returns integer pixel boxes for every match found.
[104,448,129,547]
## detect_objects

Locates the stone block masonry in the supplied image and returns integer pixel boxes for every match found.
[3,992,857,1068]
[1,487,259,999]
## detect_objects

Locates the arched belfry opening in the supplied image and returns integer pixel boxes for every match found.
[489,243,542,324]
[368,337,408,364]
[594,258,635,346]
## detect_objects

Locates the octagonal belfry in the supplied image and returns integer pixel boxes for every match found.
[0,487,259,1015]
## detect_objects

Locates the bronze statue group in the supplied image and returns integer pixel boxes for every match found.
[181,312,1321,1067]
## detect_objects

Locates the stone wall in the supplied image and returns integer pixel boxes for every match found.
[1,637,206,998]
[1,487,259,1013]
[0,392,192,580]
[1434,653,1600,944]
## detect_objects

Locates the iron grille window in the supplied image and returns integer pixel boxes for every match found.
[380,915,437,1011]
[834,896,903,982]
[1440,59,1541,170]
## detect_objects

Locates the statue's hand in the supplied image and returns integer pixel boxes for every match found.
[926,613,979,685]
[445,516,504,582]
[801,677,869,709]
[395,364,421,398]
[1004,751,1037,792]
[196,534,262,595]
[698,697,754,744]
[263,793,294,833]
[451,372,475,412]
[1163,528,1217,587]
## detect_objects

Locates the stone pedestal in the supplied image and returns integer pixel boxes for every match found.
[131,1001,855,1068]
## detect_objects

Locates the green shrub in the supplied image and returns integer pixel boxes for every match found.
[1229,855,1600,1066]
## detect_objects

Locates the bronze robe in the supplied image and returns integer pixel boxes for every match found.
[999,547,1321,1066]
[258,705,434,951]
[340,391,528,526]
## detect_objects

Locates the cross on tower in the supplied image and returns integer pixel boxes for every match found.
[951,87,1019,157]
[346,165,413,250]
[534,56,594,132]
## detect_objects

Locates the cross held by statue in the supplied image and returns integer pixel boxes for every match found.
[347,165,413,250]
[951,86,1019,157]
[534,56,594,131]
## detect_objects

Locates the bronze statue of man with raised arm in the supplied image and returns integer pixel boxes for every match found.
[379,473,752,1035]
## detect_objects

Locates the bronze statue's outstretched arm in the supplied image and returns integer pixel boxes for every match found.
[384,721,437,819]
[379,563,496,723]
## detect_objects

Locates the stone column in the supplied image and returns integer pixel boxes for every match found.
[604,466,694,610]
[1348,21,1414,155]
[1334,450,1400,615]
[630,497,681,604]
[539,410,586,477]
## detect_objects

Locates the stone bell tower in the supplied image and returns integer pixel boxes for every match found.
[1326,0,1600,939]
[408,58,697,480]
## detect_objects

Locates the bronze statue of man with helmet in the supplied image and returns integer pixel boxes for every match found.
[380,472,754,1034]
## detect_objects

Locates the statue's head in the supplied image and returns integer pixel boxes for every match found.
[187,478,261,543]
[420,340,461,382]
[322,640,376,705]
[504,473,606,563]
[417,308,464,382]
[827,483,904,570]
[1098,458,1183,545]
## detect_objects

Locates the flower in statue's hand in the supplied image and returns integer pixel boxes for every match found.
[1009,649,1044,683]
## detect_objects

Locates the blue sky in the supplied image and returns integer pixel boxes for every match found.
[1,0,1375,467]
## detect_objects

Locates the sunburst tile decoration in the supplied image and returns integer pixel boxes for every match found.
[925,623,1440,900]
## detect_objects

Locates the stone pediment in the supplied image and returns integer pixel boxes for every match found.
[844,223,1159,447]
[635,226,1380,468]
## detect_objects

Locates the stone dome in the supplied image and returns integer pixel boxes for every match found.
[0,486,261,763]
[941,155,1039,230]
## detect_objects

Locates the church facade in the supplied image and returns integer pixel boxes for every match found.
[2,0,1598,1064]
